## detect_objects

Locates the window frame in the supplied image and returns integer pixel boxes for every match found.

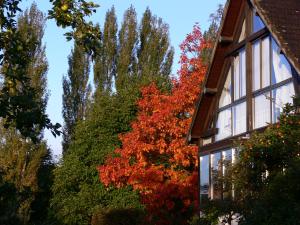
[213,4,296,142]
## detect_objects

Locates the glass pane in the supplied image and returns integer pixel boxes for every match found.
[211,152,222,200]
[272,82,295,122]
[219,69,232,108]
[253,11,265,33]
[271,38,292,84]
[234,50,246,100]
[253,93,271,129]
[200,155,210,202]
[216,108,232,141]
[222,149,233,199]
[240,49,246,97]
[233,101,247,135]
[252,41,261,91]
[238,19,246,42]
[234,55,240,100]
[262,37,270,88]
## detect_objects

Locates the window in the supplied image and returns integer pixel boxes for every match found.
[252,37,271,91]
[199,149,236,202]
[211,152,222,199]
[233,102,247,135]
[216,49,247,141]
[219,69,232,108]
[216,108,232,141]
[271,39,293,84]
[214,7,296,141]
[222,149,234,199]
[253,93,271,129]
[234,49,246,100]
[200,155,209,201]
[253,11,265,33]
[252,37,295,129]
[272,82,295,122]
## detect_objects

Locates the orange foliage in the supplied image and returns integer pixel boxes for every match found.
[98,25,208,224]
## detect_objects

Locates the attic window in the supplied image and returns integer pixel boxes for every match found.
[253,11,265,33]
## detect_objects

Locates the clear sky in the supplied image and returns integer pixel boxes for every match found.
[19,0,225,158]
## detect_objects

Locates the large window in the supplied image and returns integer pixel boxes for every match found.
[252,37,295,129]
[216,50,247,141]
[217,17,296,136]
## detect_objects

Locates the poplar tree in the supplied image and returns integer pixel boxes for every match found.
[137,7,174,88]
[115,5,138,92]
[62,43,91,153]
[0,4,54,224]
[94,7,117,92]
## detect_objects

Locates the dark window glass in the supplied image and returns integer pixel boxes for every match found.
[200,155,210,202]
[211,152,222,199]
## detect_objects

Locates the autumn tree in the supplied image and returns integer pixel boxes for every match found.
[51,7,174,224]
[62,42,91,153]
[99,25,208,225]
[0,4,55,224]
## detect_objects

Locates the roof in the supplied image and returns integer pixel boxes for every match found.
[188,0,300,144]
[253,0,300,74]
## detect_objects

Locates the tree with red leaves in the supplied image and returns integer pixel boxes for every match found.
[98,25,208,225]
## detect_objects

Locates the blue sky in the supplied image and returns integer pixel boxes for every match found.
[19,0,225,158]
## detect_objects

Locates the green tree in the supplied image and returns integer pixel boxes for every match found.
[51,6,174,225]
[0,4,55,224]
[0,0,100,138]
[115,5,138,92]
[199,98,300,225]
[94,7,117,92]
[137,7,174,89]
[62,43,91,153]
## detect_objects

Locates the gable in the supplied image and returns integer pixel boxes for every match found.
[189,0,300,145]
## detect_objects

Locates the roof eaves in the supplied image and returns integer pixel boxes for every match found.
[187,0,231,143]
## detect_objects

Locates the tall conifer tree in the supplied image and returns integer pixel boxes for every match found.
[62,43,91,153]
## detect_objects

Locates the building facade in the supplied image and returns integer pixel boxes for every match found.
[188,0,300,205]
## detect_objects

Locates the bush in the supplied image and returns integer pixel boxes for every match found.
[91,208,145,225]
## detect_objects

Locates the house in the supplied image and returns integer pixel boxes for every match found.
[188,0,300,205]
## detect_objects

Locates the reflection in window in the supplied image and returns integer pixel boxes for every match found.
[272,82,295,122]
[252,37,270,91]
[200,155,209,202]
[253,41,260,91]
[219,69,232,108]
[271,39,293,84]
[233,102,247,135]
[216,108,232,141]
[211,152,222,200]
[222,149,233,199]
[253,11,265,33]
[253,93,271,129]
[262,37,271,87]
[234,49,246,100]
